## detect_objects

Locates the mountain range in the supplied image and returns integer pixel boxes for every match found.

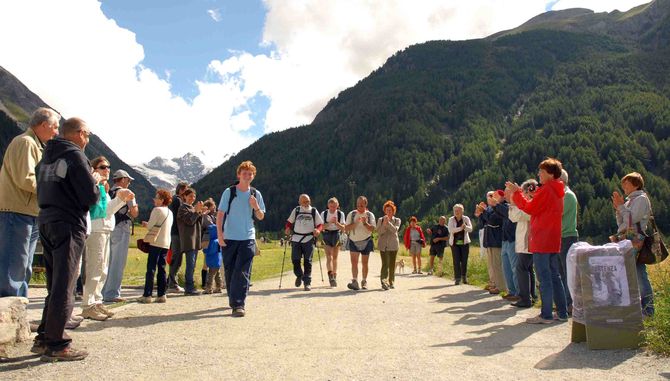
[132,152,215,191]
[194,0,670,241]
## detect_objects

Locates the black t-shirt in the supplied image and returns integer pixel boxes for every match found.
[430,224,449,249]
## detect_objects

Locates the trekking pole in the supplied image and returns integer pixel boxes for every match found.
[279,236,288,289]
[315,241,324,283]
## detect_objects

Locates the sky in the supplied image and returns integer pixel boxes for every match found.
[0,0,651,166]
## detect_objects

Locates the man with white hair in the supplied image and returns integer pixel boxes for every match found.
[0,107,60,297]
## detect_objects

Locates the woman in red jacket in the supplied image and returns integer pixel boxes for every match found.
[506,158,568,324]
[403,216,426,274]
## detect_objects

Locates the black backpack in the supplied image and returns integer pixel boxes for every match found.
[109,186,131,226]
[222,182,258,231]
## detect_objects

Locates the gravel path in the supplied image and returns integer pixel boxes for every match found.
[2,252,669,380]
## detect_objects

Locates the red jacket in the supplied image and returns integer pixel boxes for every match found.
[403,225,426,250]
[512,179,565,254]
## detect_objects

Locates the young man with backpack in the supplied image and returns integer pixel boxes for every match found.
[216,161,266,317]
[285,194,323,291]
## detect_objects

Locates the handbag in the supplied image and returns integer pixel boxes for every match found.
[636,216,669,265]
[137,211,170,254]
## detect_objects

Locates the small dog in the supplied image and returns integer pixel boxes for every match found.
[395,259,406,274]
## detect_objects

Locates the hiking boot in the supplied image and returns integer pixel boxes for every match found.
[184,290,202,296]
[155,295,167,303]
[304,284,311,291]
[427,270,433,276]
[511,301,532,308]
[203,289,213,294]
[232,308,246,317]
[381,281,389,290]
[361,280,367,290]
[103,297,126,303]
[488,288,500,295]
[455,279,461,285]
[295,277,302,287]
[31,340,46,355]
[417,270,423,275]
[65,317,81,330]
[96,304,115,318]
[389,283,395,289]
[137,296,153,304]
[462,277,468,284]
[526,315,554,325]
[411,269,417,274]
[347,279,360,291]
[79,306,108,321]
[213,288,222,293]
[329,278,337,287]
[40,346,88,362]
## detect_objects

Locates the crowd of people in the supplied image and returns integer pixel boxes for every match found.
[0,107,657,362]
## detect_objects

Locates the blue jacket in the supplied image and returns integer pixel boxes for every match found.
[479,206,503,248]
[493,202,517,242]
[203,225,222,268]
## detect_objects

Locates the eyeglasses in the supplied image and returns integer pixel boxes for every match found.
[97,165,110,170]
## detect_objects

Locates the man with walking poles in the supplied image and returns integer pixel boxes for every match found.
[216,161,266,317]
[284,194,323,291]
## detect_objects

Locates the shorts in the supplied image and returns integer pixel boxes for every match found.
[430,245,445,258]
[347,237,373,255]
[410,241,422,255]
[322,230,340,247]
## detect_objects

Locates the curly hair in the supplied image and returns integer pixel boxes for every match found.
[382,200,396,214]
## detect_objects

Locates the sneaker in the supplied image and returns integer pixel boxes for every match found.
[64,318,81,330]
[411,269,417,274]
[526,315,554,324]
[213,288,222,293]
[169,285,185,293]
[462,277,468,284]
[74,294,83,301]
[347,279,360,291]
[184,290,202,296]
[361,280,367,290]
[553,313,569,322]
[295,277,302,287]
[455,280,460,285]
[155,295,167,303]
[304,284,311,291]
[417,270,423,275]
[40,346,88,362]
[504,295,521,302]
[381,281,389,290]
[137,296,153,304]
[511,301,532,308]
[332,278,337,287]
[232,308,246,317]
[427,270,433,276]
[95,304,115,318]
[103,297,126,303]
[79,306,108,321]
[31,341,46,355]
[489,288,500,295]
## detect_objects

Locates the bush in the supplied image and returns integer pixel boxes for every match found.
[643,262,670,356]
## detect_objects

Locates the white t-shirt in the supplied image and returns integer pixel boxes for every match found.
[346,209,376,242]
[287,206,323,242]
[321,209,345,231]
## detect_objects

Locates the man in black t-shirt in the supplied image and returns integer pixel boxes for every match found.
[426,216,448,276]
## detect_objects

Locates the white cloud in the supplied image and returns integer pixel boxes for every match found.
[207,8,222,22]
[0,0,651,167]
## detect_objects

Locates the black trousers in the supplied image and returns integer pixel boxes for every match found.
[144,245,168,297]
[291,241,314,285]
[451,244,469,280]
[36,222,86,350]
[517,252,537,304]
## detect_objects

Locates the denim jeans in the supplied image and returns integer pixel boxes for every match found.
[0,211,39,297]
[533,253,567,320]
[501,241,519,296]
[222,239,255,309]
[184,249,198,293]
[636,262,655,316]
[291,241,314,286]
[143,245,168,297]
[102,223,131,300]
[559,236,579,308]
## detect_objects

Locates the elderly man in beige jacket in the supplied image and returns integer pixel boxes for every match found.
[0,107,60,297]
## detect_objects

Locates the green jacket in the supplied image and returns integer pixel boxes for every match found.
[561,187,579,237]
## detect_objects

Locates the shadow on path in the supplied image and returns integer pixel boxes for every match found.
[0,353,48,372]
[285,289,385,299]
[432,322,552,356]
[432,289,492,304]
[534,343,639,370]
[75,307,228,332]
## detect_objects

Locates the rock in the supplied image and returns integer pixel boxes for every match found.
[0,297,31,359]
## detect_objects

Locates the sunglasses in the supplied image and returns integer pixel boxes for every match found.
[97,165,111,170]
